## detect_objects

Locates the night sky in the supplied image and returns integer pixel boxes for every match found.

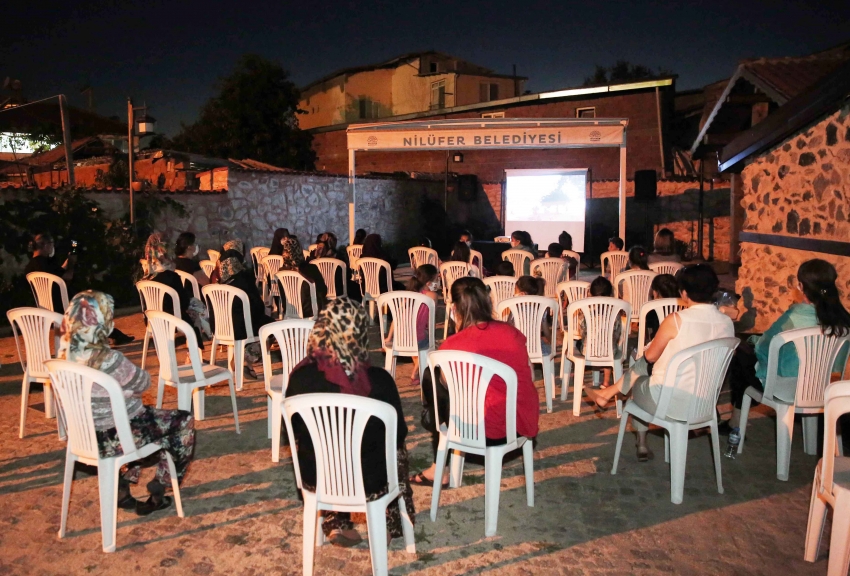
[5,0,849,136]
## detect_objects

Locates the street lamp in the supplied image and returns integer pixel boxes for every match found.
[127,99,156,225]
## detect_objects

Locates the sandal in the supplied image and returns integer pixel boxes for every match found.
[584,388,610,411]
[636,446,654,462]
[408,472,449,488]
[328,529,362,548]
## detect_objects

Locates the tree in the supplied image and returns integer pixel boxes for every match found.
[583,60,674,86]
[172,54,316,170]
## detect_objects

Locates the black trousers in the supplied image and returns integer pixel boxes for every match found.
[728,341,764,410]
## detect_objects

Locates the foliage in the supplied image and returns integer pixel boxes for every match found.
[0,128,62,155]
[171,54,316,170]
[583,60,674,86]
[94,156,130,188]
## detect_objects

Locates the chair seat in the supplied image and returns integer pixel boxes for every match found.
[176,364,230,384]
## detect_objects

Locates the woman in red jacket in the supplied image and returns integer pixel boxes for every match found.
[410,277,540,486]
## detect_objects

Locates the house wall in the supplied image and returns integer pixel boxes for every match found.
[735,107,850,332]
[299,76,347,130]
[342,69,395,123]
[454,75,521,105]
[30,157,199,191]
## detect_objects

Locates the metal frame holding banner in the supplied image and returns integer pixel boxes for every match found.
[346,117,629,242]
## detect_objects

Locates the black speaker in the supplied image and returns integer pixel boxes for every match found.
[634,170,657,203]
[457,174,478,201]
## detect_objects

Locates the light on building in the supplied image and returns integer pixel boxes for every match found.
[453,153,464,163]
[136,113,156,135]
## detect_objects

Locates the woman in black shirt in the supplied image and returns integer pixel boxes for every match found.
[174,232,209,288]
[279,237,328,318]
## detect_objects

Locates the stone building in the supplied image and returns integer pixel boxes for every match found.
[720,59,850,332]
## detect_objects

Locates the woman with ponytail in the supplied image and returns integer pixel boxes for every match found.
[725,259,850,456]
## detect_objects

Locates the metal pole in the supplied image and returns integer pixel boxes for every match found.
[698,160,705,260]
[348,148,356,244]
[618,143,627,241]
[127,98,135,224]
[655,86,665,175]
[58,95,75,187]
[444,150,449,211]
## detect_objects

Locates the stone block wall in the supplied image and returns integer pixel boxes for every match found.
[735,107,850,332]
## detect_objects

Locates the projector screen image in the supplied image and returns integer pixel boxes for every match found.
[504,169,587,252]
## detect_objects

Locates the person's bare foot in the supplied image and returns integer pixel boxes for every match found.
[584,388,610,410]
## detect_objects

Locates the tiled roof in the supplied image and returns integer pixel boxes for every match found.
[228,158,296,172]
[739,50,850,103]
[0,183,226,195]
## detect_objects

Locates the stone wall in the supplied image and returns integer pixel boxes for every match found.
[735,107,850,332]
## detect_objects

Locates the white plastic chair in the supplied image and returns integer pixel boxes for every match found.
[27,271,69,312]
[469,249,484,275]
[250,247,270,286]
[502,249,532,278]
[530,257,566,298]
[46,359,184,553]
[635,298,686,359]
[427,350,534,537]
[136,280,181,370]
[308,243,318,254]
[562,250,581,269]
[408,246,438,269]
[358,257,393,324]
[483,276,517,320]
[202,284,258,392]
[601,250,629,281]
[805,380,850,576]
[346,244,363,265]
[497,295,559,413]
[283,393,416,576]
[175,269,201,301]
[440,261,471,339]
[207,249,220,262]
[649,261,684,276]
[199,259,215,278]
[615,269,657,323]
[140,259,150,276]
[738,326,850,480]
[556,280,590,341]
[302,249,310,260]
[147,310,240,433]
[312,258,348,299]
[261,254,285,312]
[7,307,63,438]
[377,292,435,382]
[259,319,314,462]
[275,270,319,320]
[562,297,631,416]
[611,337,740,504]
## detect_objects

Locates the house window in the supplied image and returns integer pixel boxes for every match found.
[481,112,505,118]
[431,80,446,109]
[576,106,596,118]
[357,98,379,119]
[430,62,438,73]
[479,82,499,102]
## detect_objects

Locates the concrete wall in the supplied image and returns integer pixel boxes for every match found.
[735,107,850,332]
[455,75,520,105]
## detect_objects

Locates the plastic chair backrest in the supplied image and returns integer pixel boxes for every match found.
[275,270,319,320]
[259,319,314,395]
[346,245,363,265]
[821,381,850,496]
[428,350,519,448]
[649,261,683,275]
[283,393,398,506]
[45,359,138,461]
[7,307,63,378]
[502,249,532,278]
[202,284,254,342]
[136,280,181,320]
[199,260,215,278]
[440,261,471,305]
[655,337,740,423]
[146,310,205,384]
[250,247,270,280]
[26,272,69,312]
[497,295,558,359]
[308,244,318,254]
[636,298,686,356]
[408,247,438,269]
[483,276,518,318]
[312,258,348,299]
[556,280,590,335]
[562,250,581,264]
[567,296,631,361]
[377,292,435,354]
[175,270,201,300]
[207,249,221,263]
[262,255,285,297]
[469,249,484,272]
[530,258,566,298]
[763,326,850,408]
[302,250,310,260]
[615,270,657,321]
[601,251,629,280]
[358,257,392,298]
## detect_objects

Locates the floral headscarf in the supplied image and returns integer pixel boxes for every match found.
[281,237,304,271]
[144,232,174,278]
[58,290,115,368]
[296,297,372,396]
[223,239,243,254]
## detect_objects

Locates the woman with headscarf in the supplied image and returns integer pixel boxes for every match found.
[268,228,290,256]
[285,298,415,547]
[278,236,328,318]
[59,291,195,515]
[210,239,273,379]
[360,233,404,292]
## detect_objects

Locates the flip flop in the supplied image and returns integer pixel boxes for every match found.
[408,472,449,488]
[636,446,654,462]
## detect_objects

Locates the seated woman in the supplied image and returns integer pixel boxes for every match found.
[589,265,734,461]
[59,291,195,515]
[509,231,536,275]
[494,260,515,278]
[411,277,539,486]
[448,241,479,278]
[361,233,405,292]
[514,275,551,355]
[576,276,624,389]
[643,273,680,344]
[268,228,290,256]
[538,242,573,282]
[352,228,367,246]
[286,298,415,548]
[211,240,274,379]
[278,237,328,318]
[626,245,650,271]
[174,232,209,287]
[725,259,850,455]
[647,228,681,264]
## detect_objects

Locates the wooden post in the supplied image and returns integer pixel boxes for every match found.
[619,143,627,241]
[127,98,135,224]
[58,95,75,187]
[348,148,356,245]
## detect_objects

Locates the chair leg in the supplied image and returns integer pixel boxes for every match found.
[709,420,724,494]
[44,381,55,419]
[267,395,273,439]
[669,426,689,504]
[234,342,245,392]
[19,376,31,439]
[776,404,795,481]
[141,327,152,370]
[828,492,850,576]
[301,491,319,576]
[611,410,629,474]
[193,388,205,420]
[156,377,166,409]
[176,385,192,412]
[398,495,416,553]
[737,393,753,454]
[484,447,505,537]
[804,469,827,562]
[571,358,586,417]
[58,452,75,538]
[449,450,465,488]
[209,337,218,365]
[802,415,819,456]
[365,501,390,576]
[384,350,395,378]
[560,349,572,401]
[164,452,184,517]
[542,359,554,413]
[271,398,282,462]
[522,440,534,507]
[97,459,119,553]
[430,437,449,522]
[227,377,240,434]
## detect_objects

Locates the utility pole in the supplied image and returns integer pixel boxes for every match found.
[58,95,75,187]
[127,98,135,224]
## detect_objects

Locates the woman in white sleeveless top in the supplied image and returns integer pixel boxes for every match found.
[589,265,734,460]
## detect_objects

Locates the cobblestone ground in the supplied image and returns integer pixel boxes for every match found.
[0,295,838,575]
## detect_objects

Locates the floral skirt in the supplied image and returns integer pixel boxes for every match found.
[96,406,195,489]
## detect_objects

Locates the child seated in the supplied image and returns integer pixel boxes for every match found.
[515,275,551,355]
[577,276,624,388]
